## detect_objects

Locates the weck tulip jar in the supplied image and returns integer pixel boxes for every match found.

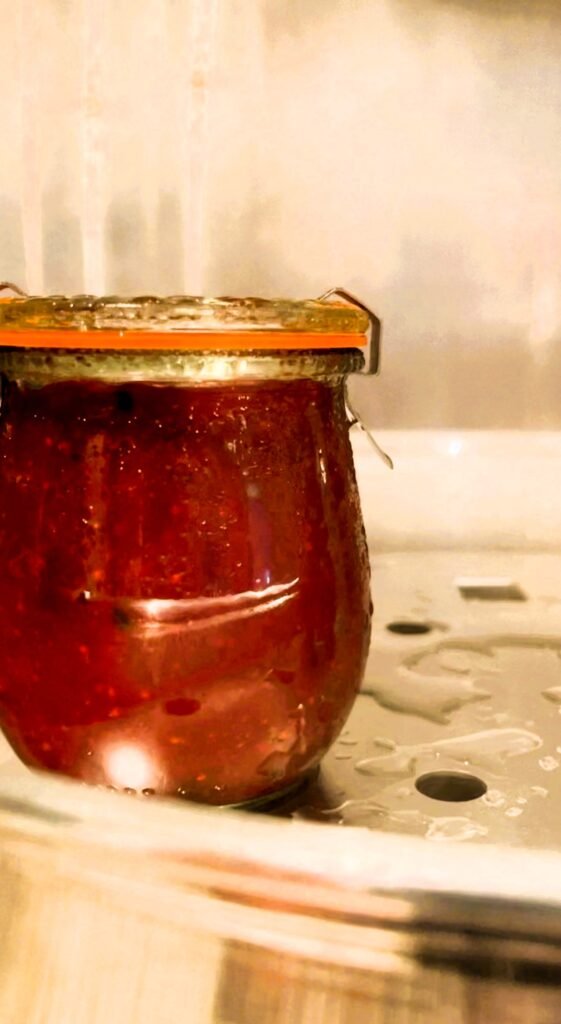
[0,294,375,805]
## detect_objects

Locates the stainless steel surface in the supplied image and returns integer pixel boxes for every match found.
[2,759,561,1023]
[291,551,561,849]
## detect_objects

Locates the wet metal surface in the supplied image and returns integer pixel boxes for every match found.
[2,551,561,851]
[283,552,561,848]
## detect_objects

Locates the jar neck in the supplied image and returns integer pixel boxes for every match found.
[0,348,363,387]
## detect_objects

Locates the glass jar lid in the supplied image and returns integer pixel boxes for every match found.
[0,292,369,349]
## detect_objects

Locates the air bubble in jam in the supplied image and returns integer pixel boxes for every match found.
[0,376,371,805]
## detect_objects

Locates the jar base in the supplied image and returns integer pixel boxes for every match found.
[235,769,320,813]
[169,769,320,813]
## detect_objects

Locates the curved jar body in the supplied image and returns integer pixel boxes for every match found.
[0,297,372,805]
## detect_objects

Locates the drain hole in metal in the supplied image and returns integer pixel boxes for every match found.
[386,620,432,636]
[455,577,526,602]
[415,771,487,802]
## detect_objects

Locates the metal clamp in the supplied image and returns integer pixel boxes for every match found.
[0,282,27,297]
[317,287,381,375]
[317,288,391,468]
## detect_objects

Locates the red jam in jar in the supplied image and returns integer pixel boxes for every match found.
[0,296,373,805]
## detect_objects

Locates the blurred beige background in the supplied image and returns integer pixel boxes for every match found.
[1,0,561,428]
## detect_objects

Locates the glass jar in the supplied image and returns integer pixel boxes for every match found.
[0,294,374,806]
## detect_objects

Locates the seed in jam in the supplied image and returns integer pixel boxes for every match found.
[164,697,201,716]
[112,606,132,629]
[115,389,135,413]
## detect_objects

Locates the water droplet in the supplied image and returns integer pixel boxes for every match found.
[388,809,431,832]
[425,817,488,842]
[355,727,542,779]
[372,736,396,751]
[337,736,358,747]
[430,728,542,768]
[363,668,491,724]
[436,649,496,675]
[539,755,559,772]
[482,788,507,808]
[505,806,523,818]
[355,750,415,779]
[475,708,509,725]
[334,753,353,760]
[530,786,548,797]
[318,798,385,824]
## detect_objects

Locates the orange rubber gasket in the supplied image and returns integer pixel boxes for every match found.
[0,329,366,352]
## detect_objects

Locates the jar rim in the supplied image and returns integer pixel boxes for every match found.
[0,294,369,352]
[0,347,363,386]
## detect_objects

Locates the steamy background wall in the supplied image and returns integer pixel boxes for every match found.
[1,0,560,428]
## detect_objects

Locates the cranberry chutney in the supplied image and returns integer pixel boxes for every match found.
[0,295,374,806]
